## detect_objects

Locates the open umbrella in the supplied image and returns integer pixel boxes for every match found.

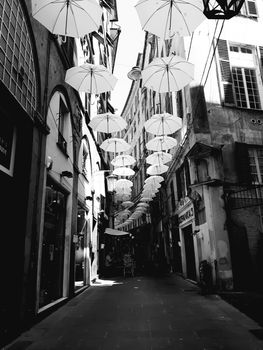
[144,113,182,136]
[32,0,102,38]
[113,167,135,177]
[147,164,169,175]
[145,175,164,184]
[105,228,129,236]
[146,136,177,151]
[141,197,154,202]
[100,138,130,154]
[111,154,136,167]
[65,63,117,94]
[116,179,133,188]
[89,113,127,134]
[146,151,172,165]
[141,55,194,93]
[122,201,134,208]
[135,0,205,39]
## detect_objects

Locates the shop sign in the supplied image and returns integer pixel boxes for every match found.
[0,115,16,176]
[178,206,194,225]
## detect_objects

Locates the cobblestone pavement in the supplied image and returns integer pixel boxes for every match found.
[4,274,263,350]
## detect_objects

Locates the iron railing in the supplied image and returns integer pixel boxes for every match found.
[228,184,263,209]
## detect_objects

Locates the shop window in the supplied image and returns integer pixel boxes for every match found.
[0,0,37,116]
[75,205,87,290]
[39,178,66,308]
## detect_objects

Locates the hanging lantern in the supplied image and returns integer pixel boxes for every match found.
[127,66,142,81]
[203,0,245,19]
[106,174,118,193]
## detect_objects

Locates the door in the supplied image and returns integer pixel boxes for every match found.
[183,224,197,281]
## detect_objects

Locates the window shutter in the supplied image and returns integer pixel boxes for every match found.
[259,46,263,68]
[217,39,235,106]
[247,0,258,16]
[235,142,252,185]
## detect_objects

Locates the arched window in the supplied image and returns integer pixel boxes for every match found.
[0,0,37,116]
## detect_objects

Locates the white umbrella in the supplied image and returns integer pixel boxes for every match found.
[111,154,136,167]
[122,201,134,208]
[115,188,132,195]
[145,175,164,184]
[141,197,154,202]
[32,0,102,38]
[113,167,135,177]
[100,138,130,154]
[141,55,194,93]
[144,113,182,136]
[144,183,161,191]
[147,164,169,176]
[135,0,205,39]
[146,136,177,151]
[115,179,133,188]
[105,228,129,236]
[89,113,127,134]
[65,63,117,94]
[137,203,149,208]
[146,151,172,165]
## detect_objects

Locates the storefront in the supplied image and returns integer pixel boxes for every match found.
[177,197,198,281]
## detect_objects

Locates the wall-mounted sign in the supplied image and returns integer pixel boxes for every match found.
[0,113,16,176]
[178,206,194,225]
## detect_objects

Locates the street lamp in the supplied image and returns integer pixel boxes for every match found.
[106,174,118,193]
[203,0,245,19]
[127,66,142,81]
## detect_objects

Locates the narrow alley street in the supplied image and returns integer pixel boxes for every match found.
[5,274,263,350]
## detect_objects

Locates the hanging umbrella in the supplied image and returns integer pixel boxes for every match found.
[113,167,135,177]
[115,179,133,188]
[144,183,161,191]
[146,151,172,165]
[146,136,177,151]
[65,63,117,94]
[135,0,205,39]
[115,188,132,195]
[122,201,134,208]
[141,55,194,93]
[147,164,169,176]
[89,113,127,134]
[100,138,130,154]
[137,203,150,208]
[145,175,164,184]
[105,228,129,236]
[141,197,154,202]
[144,113,182,136]
[111,154,136,167]
[32,0,102,38]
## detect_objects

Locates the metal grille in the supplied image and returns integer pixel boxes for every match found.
[228,184,263,209]
[0,0,37,116]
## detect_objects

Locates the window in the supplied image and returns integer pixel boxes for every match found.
[248,148,263,183]
[217,39,262,109]
[82,147,88,176]
[240,0,258,17]
[170,181,176,211]
[232,67,260,109]
[57,98,68,154]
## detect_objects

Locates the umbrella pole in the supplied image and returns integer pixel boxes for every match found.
[65,0,70,35]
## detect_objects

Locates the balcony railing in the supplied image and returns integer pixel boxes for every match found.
[228,184,263,209]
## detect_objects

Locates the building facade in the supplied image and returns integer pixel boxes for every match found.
[0,0,119,346]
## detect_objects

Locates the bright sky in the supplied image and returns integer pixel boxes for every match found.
[110,0,145,115]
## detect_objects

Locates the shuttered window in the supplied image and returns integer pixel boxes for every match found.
[248,148,263,183]
[240,0,258,17]
[217,39,235,105]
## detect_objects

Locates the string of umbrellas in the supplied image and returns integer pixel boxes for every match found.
[31,0,243,234]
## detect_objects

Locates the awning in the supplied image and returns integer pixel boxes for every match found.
[105,228,130,236]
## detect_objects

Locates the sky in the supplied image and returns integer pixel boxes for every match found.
[110,0,145,115]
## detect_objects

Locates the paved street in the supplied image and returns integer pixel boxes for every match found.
[4,274,263,350]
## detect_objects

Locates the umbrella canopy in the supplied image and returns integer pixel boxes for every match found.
[135,0,205,39]
[89,113,127,134]
[141,55,194,93]
[116,179,133,188]
[137,203,150,208]
[32,0,102,38]
[141,197,154,202]
[105,228,129,236]
[115,188,132,195]
[122,201,134,208]
[111,154,136,167]
[113,167,135,177]
[100,138,130,154]
[146,151,172,165]
[65,63,117,94]
[145,175,164,183]
[146,136,177,151]
[144,183,161,191]
[144,113,182,136]
[147,164,169,176]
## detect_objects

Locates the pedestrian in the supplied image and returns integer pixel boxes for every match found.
[104,251,113,277]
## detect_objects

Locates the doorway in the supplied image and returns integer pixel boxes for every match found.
[182,224,197,281]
